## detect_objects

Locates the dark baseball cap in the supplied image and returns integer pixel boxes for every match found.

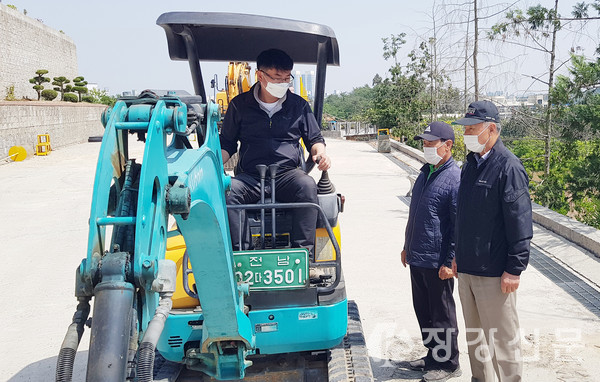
[414,121,455,141]
[453,100,500,125]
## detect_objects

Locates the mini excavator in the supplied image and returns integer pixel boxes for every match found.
[56,12,373,382]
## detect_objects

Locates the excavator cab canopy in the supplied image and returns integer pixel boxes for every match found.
[157,12,340,125]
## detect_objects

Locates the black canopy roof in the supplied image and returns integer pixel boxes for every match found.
[156,12,339,66]
[156,12,338,125]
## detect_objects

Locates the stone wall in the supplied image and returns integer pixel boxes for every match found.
[0,102,105,162]
[0,4,78,100]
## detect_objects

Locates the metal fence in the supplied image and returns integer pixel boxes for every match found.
[325,121,377,137]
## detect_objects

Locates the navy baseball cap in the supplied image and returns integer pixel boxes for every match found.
[414,121,455,141]
[453,100,500,125]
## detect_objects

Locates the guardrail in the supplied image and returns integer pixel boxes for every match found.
[389,139,600,257]
[325,121,377,137]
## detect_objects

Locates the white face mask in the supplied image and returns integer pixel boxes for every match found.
[464,125,490,153]
[423,145,444,165]
[265,81,289,99]
[423,146,442,166]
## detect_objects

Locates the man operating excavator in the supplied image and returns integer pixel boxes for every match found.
[220,48,331,257]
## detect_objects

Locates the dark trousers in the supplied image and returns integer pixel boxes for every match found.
[226,168,318,256]
[410,265,460,371]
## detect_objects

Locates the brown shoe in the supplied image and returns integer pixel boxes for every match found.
[423,367,462,382]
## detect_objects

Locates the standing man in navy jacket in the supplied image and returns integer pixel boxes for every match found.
[402,122,462,382]
[220,49,330,256]
[452,101,532,382]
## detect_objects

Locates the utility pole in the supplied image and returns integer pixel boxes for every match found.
[544,0,559,175]
[464,6,471,110]
[473,0,479,100]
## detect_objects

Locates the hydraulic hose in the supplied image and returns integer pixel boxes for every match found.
[56,297,91,382]
[136,292,173,382]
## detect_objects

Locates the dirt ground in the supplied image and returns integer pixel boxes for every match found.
[1,138,599,381]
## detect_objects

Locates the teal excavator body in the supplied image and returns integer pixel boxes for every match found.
[56,12,350,382]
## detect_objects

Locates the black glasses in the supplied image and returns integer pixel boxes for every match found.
[259,70,294,84]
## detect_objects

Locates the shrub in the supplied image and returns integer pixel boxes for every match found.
[99,95,117,106]
[82,96,95,103]
[41,89,58,101]
[5,85,16,101]
[87,88,117,106]
[63,93,78,103]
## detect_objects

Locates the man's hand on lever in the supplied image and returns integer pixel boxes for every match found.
[311,143,331,171]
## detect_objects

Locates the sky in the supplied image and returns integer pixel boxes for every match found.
[7,0,599,99]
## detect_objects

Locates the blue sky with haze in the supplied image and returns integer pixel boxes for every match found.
[7,0,599,98]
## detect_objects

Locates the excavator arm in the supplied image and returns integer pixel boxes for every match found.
[69,95,254,381]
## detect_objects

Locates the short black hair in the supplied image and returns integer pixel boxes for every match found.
[256,49,293,71]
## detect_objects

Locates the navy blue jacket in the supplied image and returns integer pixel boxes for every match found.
[404,157,461,269]
[455,139,532,277]
[220,84,325,177]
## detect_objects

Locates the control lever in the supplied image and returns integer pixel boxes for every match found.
[314,155,336,194]
[268,164,279,249]
[256,165,268,249]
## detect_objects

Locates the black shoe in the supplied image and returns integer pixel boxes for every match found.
[423,367,462,382]
[408,356,428,371]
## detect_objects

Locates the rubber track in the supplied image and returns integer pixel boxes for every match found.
[153,349,182,382]
[151,301,374,381]
[328,300,374,382]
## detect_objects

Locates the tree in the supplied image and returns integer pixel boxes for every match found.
[323,85,373,121]
[367,36,430,147]
[569,0,600,54]
[87,88,118,106]
[473,0,480,100]
[415,1,512,112]
[52,76,70,101]
[382,33,407,67]
[29,69,50,101]
[552,54,600,226]
[507,54,600,228]
[490,1,563,175]
[72,76,88,102]
[488,0,600,175]
[551,54,600,140]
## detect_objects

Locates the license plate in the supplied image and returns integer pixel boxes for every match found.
[233,249,308,290]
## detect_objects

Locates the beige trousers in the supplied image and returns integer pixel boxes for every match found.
[458,273,522,382]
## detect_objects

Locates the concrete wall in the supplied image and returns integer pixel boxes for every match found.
[390,138,426,164]
[0,4,78,100]
[531,204,600,257]
[0,101,105,161]
[322,130,342,139]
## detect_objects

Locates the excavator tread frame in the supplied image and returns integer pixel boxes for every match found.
[152,300,374,381]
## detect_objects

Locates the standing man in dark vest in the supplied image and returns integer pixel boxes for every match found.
[402,122,462,382]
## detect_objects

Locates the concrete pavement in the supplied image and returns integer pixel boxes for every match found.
[1,138,599,381]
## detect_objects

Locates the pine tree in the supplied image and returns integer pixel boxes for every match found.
[29,70,50,101]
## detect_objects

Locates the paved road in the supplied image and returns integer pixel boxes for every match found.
[1,138,599,381]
